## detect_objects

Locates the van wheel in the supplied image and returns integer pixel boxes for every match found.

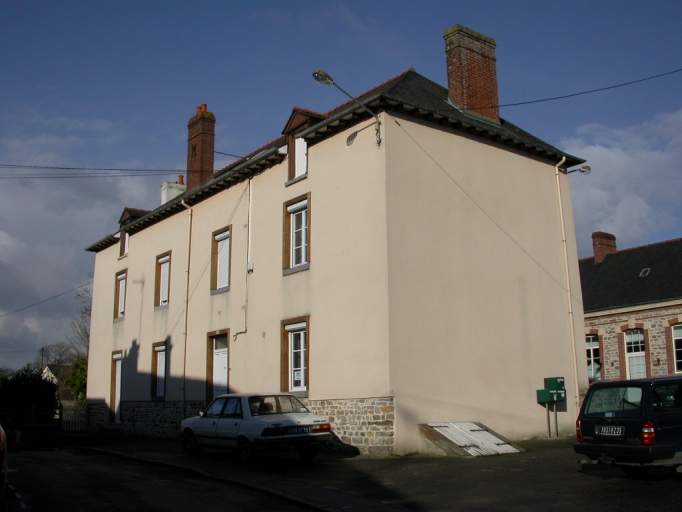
[183,431,203,457]
[621,465,650,478]
[237,438,259,465]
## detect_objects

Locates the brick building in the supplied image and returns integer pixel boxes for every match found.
[580,232,682,382]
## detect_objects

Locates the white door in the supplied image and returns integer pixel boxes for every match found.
[213,335,228,399]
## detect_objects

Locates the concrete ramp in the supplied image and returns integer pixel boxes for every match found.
[418,422,521,457]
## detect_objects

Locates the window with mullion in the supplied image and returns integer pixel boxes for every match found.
[625,329,646,379]
[674,325,682,373]
[586,334,601,381]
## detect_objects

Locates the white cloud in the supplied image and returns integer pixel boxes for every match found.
[565,108,682,257]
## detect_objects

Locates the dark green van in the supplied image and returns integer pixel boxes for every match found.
[574,377,682,476]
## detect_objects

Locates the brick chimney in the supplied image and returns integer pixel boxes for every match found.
[443,24,500,123]
[592,231,617,263]
[186,104,215,191]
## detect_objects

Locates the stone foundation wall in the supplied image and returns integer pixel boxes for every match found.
[87,400,205,437]
[87,396,396,456]
[306,396,395,457]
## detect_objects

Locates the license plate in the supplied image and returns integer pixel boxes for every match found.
[597,425,624,436]
[286,426,311,435]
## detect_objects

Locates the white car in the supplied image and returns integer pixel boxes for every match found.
[180,393,332,462]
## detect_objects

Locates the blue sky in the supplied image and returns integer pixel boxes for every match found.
[1,1,681,369]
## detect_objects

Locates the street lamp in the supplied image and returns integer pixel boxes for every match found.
[312,70,382,147]
[566,165,591,175]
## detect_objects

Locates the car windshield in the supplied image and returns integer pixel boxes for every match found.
[248,395,309,416]
[584,386,643,418]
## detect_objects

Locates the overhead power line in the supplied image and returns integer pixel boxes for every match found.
[1,66,680,178]
[486,66,682,110]
[0,282,92,319]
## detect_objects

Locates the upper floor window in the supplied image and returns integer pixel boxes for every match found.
[283,194,310,275]
[155,252,171,308]
[287,135,307,183]
[114,270,127,319]
[586,334,601,381]
[211,227,231,293]
[119,231,130,257]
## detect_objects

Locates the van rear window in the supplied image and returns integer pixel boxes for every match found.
[584,386,642,418]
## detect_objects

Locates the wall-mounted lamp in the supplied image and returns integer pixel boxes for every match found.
[312,69,382,147]
[566,165,591,175]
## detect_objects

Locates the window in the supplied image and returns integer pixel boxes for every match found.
[625,329,646,379]
[281,317,309,393]
[283,194,310,274]
[155,251,171,307]
[287,134,308,182]
[674,325,682,373]
[211,227,231,292]
[119,231,129,257]
[586,334,601,381]
[114,270,127,319]
[151,341,167,398]
[110,351,122,423]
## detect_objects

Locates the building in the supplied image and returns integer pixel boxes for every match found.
[85,24,589,455]
[580,232,682,383]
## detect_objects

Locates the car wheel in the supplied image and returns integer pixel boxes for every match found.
[621,465,650,478]
[182,431,203,457]
[297,446,318,463]
[237,437,259,465]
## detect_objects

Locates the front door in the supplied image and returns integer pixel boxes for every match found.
[213,335,228,399]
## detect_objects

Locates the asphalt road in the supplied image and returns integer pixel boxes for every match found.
[4,447,314,512]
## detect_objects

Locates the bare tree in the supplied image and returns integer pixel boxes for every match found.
[34,341,75,368]
[66,284,91,358]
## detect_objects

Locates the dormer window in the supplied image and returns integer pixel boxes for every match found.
[287,134,308,183]
[119,231,130,257]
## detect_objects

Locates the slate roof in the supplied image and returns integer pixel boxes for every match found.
[87,68,583,253]
[579,238,682,313]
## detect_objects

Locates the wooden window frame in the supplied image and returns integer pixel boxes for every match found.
[282,193,311,272]
[151,341,167,399]
[110,351,123,422]
[206,329,230,404]
[287,134,308,182]
[113,270,127,319]
[119,230,129,257]
[280,316,310,394]
[154,251,172,307]
[210,226,231,292]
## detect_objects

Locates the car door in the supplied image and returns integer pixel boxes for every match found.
[215,397,243,448]
[194,397,227,447]
[652,381,682,451]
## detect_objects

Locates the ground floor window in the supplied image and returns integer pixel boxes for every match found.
[674,325,682,373]
[625,329,646,379]
[151,341,167,398]
[281,317,309,393]
[586,334,601,381]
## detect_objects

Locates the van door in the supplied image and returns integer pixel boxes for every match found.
[652,382,682,452]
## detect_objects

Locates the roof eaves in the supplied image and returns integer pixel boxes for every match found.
[85,145,286,253]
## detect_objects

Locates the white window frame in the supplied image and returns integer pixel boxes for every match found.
[294,137,307,178]
[285,322,307,391]
[215,230,230,290]
[625,329,646,380]
[586,334,601,381]
[288,200,308,268]
[673,325,682,373]
[116,271,126,319]
[154,344,166,398]
[157,254,171,307]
